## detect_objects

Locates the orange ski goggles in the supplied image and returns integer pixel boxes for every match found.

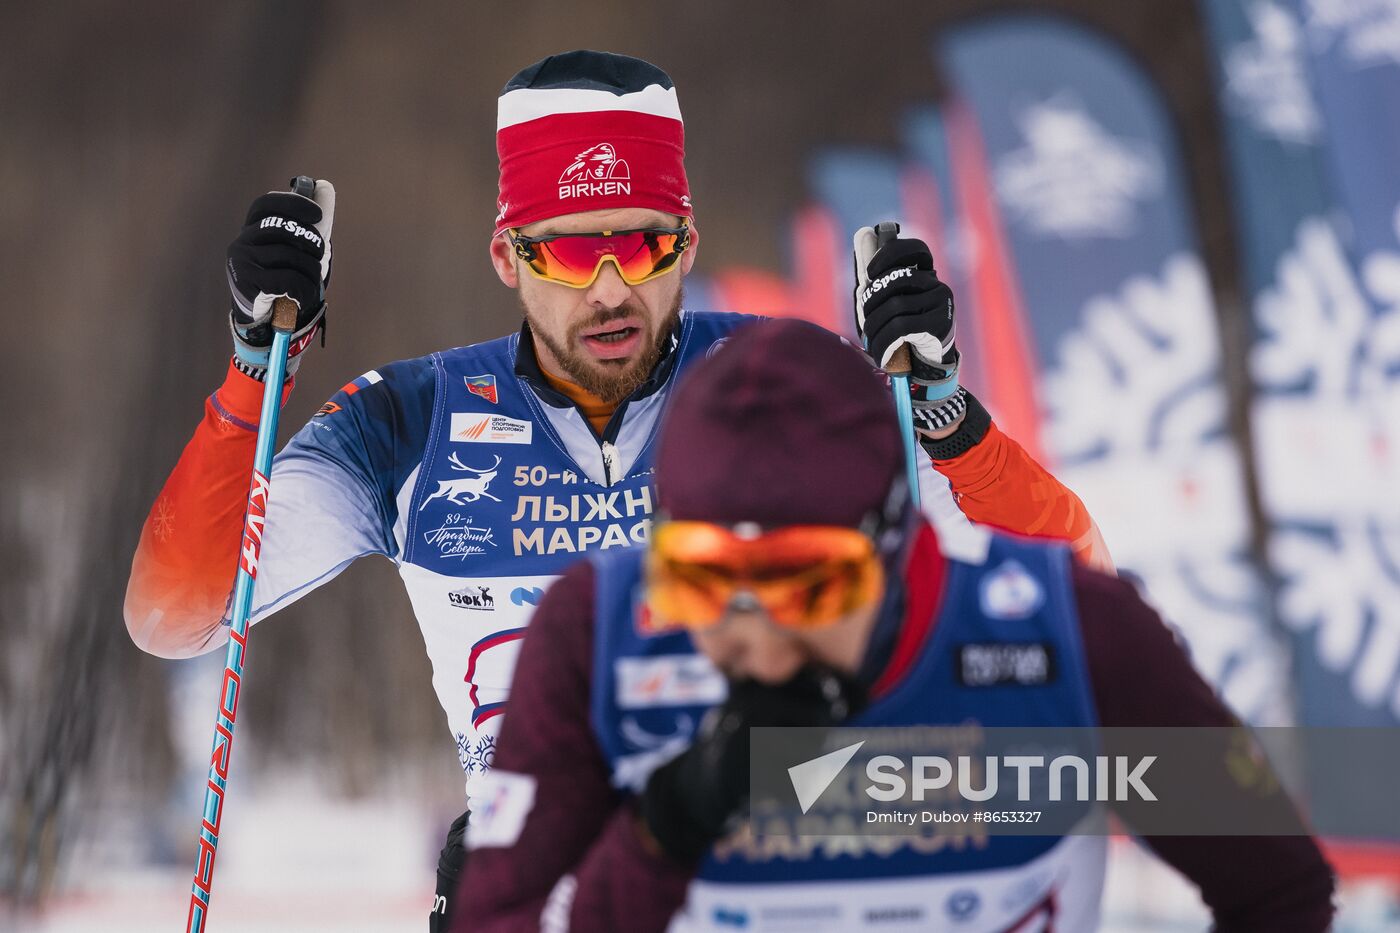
[507,221,691,288]
[643,520,885,631]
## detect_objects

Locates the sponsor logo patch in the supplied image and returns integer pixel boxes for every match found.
[419,454,503,511]
[238,469,270,577]
[866,906,926,925]
[616,654,726,708]
[945,889,981,923]
[451,412,533,445]
[859,265,915,306]
[620,713,694,751]
[711,906,748,928]
[979,559,1045,619]
[466,769,537,850]
[510,586,545,606]
[448,585,495,611]
[956,642,1056,687]
[465,374,498,404]
[257,215,322,249]
[558,142,632,200]
[421,514,497,559]
[758,905,841,922]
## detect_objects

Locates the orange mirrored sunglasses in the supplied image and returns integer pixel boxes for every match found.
[643,520,885,632]
[508,221,691,288]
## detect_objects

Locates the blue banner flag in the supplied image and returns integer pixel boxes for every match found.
[940,14,1289,722]
[1206,0,1400,726]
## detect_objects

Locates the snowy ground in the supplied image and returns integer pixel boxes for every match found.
[9,767,452,933]
[8,779,1400,932]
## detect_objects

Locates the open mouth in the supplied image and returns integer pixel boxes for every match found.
[580,320,644,359]
[588,326,637,344]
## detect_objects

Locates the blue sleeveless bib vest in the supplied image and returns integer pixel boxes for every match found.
[390,311,747,783]
[588,530,1108,932]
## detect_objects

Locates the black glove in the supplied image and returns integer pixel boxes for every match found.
[225,179,335,379]
[853,231,965,435]
[428,808,468,933]
[638,665,864,864]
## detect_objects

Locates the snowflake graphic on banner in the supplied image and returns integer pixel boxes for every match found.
[994,97,1163,240]
[1045,255,1224,460]
[1224,1,1323,144]
[1304,0,1400,67]
[1273,523,1400,716]
[1252,209,1400,718]
[1360,203,1400,374]
[1045,254,1291,723]
[1254,217,1372,396]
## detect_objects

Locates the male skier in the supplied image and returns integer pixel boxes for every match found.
[125,51,1108,927]
[459,320,1334,932]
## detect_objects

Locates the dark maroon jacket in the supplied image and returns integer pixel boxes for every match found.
[455,531,1335,932]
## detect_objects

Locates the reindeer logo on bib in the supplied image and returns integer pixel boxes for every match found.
[419,454,503,511]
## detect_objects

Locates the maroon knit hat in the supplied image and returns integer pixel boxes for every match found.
[657,319,902,528]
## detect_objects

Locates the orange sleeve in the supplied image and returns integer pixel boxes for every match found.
[931,420,1114,572]
[124,361,291,658]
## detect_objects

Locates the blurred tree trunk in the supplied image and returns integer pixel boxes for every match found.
[0,1,324,906]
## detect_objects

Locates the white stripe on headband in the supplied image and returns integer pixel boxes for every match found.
[497,85,682,131]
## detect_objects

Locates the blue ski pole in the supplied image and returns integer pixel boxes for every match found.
[854,220,923,508]
[185,175,316,933]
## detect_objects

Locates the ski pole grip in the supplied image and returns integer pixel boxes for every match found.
[872,222,913,375]
[271,175,317,333]
[289,174,316,198]
[270,298,298,332]
[885,344,913,376]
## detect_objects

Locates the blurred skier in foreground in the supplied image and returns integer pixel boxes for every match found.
[460,320,1333,932]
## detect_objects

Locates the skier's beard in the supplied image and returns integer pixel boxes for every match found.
[521,287,682,405]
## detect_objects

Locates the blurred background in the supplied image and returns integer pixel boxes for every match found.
[4,1,1400,929]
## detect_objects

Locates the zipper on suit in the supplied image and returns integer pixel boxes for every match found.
[601,441,617,486]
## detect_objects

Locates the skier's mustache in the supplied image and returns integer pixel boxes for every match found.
[571,304,648,337]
